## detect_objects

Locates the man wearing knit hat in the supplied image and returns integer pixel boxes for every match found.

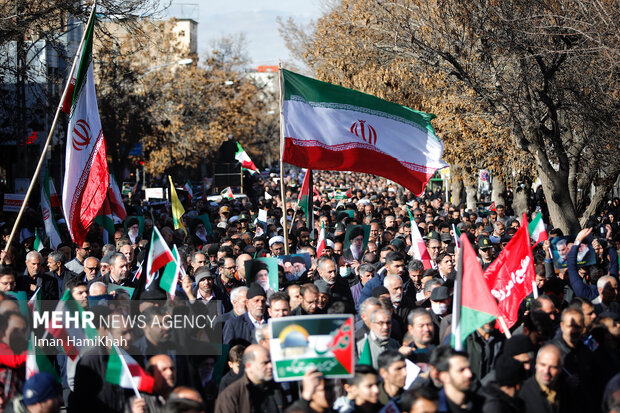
[6,372,62,413]
[481,354,527,412]
[223,282,267,346]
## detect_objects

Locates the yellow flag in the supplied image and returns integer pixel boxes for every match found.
[168,176,187,234]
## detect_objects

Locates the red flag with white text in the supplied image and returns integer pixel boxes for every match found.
[482,215,536,330]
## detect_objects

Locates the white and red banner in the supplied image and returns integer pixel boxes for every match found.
[62,14,109,244]
[483,215,536,329]
[281,70,447,196]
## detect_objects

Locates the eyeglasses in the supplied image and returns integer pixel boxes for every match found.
[82,247,91,251]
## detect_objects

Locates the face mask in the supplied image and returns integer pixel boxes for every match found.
[431,302,448,316]
[339,267,351,278]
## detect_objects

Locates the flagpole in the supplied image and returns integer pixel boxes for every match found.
[278,63,290,255]
[1,1,98,261]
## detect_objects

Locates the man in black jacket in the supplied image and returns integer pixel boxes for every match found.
[518,344,583,413]
[222,283,267,346]
[17,250,58,300]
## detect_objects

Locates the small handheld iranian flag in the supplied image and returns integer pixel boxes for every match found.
[298,169,314,231]
[235,142,259,174]
[105,342,154,396]
[451,234,500,350]
[183,180,193,200]
[316,222,326,257]
[27,333,60,380]
[145,227,175,287]
[528,211,548,246]
[40,168,63,249]
[160,245,181,299]
[406,207,432,269]
[28,287,42,312]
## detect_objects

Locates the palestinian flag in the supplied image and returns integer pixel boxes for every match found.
[168,176,187,234]
[105,343,154,393]
[407,207,432,269]
[316,222,326,257]
[45,290,99,360]
[26,333,60,380]
[94,198,116,244]
[298,169,314,230]
[145,226,174,284]
[221,187,234,199]
[235,142,259,174]
[358,335,372,366]
[451,234,499,350]
[34,228,44,252]
[529,211,548,246]
[489,201,496,212]
[160,245,181,299]
[61,7,109,244]
[183,180,193,200]
[281,69,447,196]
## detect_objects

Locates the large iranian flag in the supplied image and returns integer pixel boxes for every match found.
[451,234,500,350]
[528,211,548,246]
[40,168,62,249]
[62,12,109,244]
[235,142,259,174]
[281,70,447,196]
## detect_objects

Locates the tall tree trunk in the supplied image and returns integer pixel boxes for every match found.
[579,169,620,227]
[538,169,581,234]
[512,187,528,219]
[450,166,464,206]
[491,175,505,206]
[465,184,477,212]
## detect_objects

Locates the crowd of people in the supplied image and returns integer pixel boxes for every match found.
[0,169,618,413]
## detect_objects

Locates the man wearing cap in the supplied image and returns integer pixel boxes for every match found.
[314,279,331,312]
[477,236,495,270]
[182,267,230,314]
[269,236,285,257]
[5,372,62,413]
[223,283,267,345]
[429,286,451,338]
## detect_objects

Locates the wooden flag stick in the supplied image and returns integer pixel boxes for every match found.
[1,1,98,260]
[497,316,512,339]
[278,62,289,255]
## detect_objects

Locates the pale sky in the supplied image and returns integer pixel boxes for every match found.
[164,1,326,68]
